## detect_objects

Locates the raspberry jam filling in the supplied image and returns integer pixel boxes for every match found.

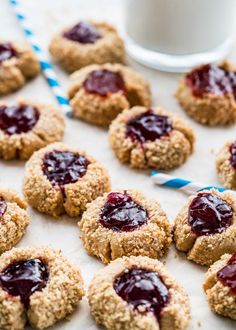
[126,110,173,144]
[63,21,101,44]
[83,69,126,97]
[186,64,236,99]
[0,42,17,63]
[42,150,90,187]
[229,140,236,169]
[114,268,169,320]
[0,259,49,308]
[0,105,40,135]
[217,253,236,295]
[0,197,7,217]
[99,192,148,232]
[188,193,233,236]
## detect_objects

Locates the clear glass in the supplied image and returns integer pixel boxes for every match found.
[124,0,236,72]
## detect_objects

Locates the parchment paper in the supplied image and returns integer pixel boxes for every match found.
[0,1,235,329]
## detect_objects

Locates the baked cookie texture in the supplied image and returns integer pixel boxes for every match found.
[0,246,84,330]
[175,61,236,126]
[0,188,29,254]
[203,253,236,320]
[216,139,236,189]
[0,100,65,160]
[0,41,40,95]
[79,189,172,264]
[23,142,110,217]
[68,63,151,126]
[109,106,195,169]
[174,189,236,266]
[88,256,191,330]
[49,21,125,73]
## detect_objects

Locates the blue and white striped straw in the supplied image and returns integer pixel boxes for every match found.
[9,0,72,116]
[150,171,232,195]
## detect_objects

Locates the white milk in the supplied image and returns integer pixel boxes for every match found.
[124,0,236,71]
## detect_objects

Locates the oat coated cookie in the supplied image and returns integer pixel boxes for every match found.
[0,99,65,160]
[203,253,236,320]
[49,21,125,72]
[79,189,172,264]
[23,142,110,217]
[109,106,195,169]
[174,189,236,266]
[216,139,236,189]
[88,256,191,330]
[68,63,151,126]
[176,61,236,126]
[0,41,40,95]
[0,188,29,254]
[0,246,84,330]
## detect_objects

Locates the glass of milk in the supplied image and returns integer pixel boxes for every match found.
[124,0,236,72]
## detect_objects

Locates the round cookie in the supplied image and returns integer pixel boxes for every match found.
[174,189,236,266]
[0,188,29,254]
[109,106,195,169]
[176,61,236,126]
[0,100,65,160]
[23,142,110,217]
[0,246,84,330]
[203,253,236,320]
[68,63,151,126]
[49,21,125,73]
[79,189,172,264]
[0,41,40,95]
[88,256,191,330]
[216,139,236,189]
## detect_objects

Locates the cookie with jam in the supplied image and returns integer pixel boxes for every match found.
[68,63,151,126]
[0,188,29,254]
[0,100,65,160]
[23,142,110,217]
[174,189,236,266]
[0,41,40,95]
[88,256,191,330]
[109,106,195,169]
[216,139,236,189]
[0,246,84,330]
[49,21,125,72]
[79,189,172,264]
[176,61,236,126]
[203,253,236,320]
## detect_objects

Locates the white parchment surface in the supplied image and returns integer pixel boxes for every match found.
[0,1,235,329]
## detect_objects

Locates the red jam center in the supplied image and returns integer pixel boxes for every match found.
[0,43,17,63]
[42,150,90,187]
[217,253,236,295]
[126,110,173,144]
[99,192,148,232]
[188,193,233,236]
[0,197,7,217]
[114,268,169,320]
[229,140,236,169]
[63,21,101,44]
[186,64,236,99]
[0,105,40,135]
[83,69,126,97]
[0,259,49,308]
